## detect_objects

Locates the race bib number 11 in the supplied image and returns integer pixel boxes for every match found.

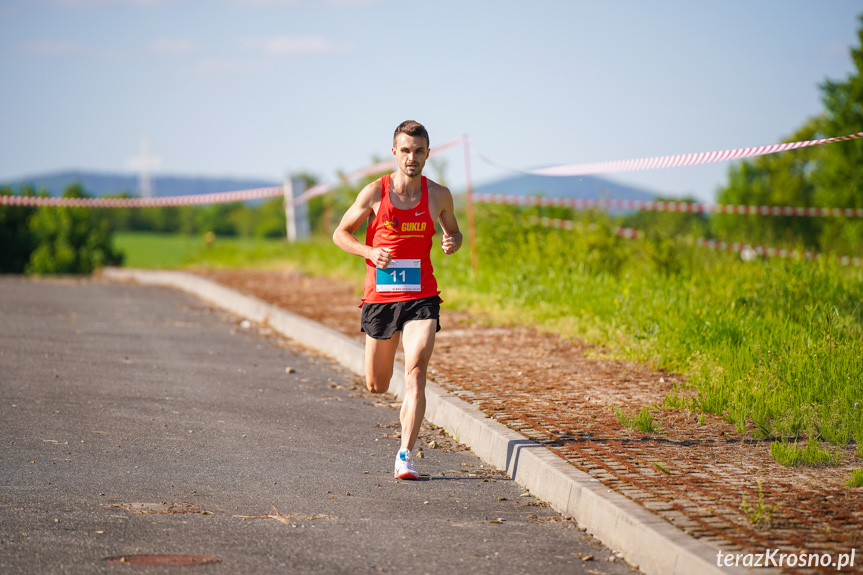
[376,259,421,292]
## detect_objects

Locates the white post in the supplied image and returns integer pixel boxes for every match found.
[284,176,309,242]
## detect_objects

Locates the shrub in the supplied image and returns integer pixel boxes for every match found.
[25,184,123,274]
[0,186,39,273]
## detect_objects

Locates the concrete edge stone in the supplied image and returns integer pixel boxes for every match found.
[100,268,751,575]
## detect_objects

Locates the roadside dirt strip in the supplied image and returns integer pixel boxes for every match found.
[102,267,862,575]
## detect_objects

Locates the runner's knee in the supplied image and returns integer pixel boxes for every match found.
[366,372,391,394]
[405,365,427,393]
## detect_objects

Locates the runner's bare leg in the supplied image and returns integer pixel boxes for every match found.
[399,319,436,452]
[365,333,400,394]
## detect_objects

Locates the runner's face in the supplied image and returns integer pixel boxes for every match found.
[392,134,429,178]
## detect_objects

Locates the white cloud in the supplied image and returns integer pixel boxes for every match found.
[244,35,351,55]
[151,38,195,54]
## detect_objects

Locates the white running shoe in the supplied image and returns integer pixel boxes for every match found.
[394,449,419,480]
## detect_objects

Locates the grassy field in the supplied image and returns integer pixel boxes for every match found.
[114,232,349,273]
[115,233,208,269]
[114,214,863,461]
[453,205,863,453]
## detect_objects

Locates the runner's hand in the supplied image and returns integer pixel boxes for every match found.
[370,247,393,268]
[441,233,461,255]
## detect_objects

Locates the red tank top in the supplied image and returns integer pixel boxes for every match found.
[362,175,439,304]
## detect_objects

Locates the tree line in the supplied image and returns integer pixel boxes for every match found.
[0,173,362,274]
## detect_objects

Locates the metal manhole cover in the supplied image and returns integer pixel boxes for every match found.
[104,554,221,566]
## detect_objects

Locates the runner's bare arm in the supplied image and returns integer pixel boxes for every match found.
[333,181,393,269]
[434,184,462,255]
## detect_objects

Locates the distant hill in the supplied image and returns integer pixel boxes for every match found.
[465,172,656,201]
[0,170,279,198]
[2,169,656,204]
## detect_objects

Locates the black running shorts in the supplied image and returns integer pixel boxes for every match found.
[361,295,442,340]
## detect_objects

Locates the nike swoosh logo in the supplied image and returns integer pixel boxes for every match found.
[415,211,425,216]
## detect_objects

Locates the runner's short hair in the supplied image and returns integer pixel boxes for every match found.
[393,120,429,148]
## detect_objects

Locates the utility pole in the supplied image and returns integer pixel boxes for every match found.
[463,135,478,277]
[284,176,310,242]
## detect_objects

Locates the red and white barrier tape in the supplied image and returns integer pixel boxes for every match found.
[0,186,284,208]
[293,181,336,205]
[475,131,863,177]
[293,136,465,204]
[6,130,858,213]
[530,216,862,266]
[475,193,863,219]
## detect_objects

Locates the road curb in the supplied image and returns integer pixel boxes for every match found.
[101,268,747,575]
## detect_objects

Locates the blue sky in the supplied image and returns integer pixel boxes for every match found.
[0,0,860,201]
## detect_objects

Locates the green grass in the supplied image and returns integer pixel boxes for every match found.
[114,232,207,269]
[434,205,863,449]
[846,469,863,487]
[111,232,298,270]
[114,232,363,280]
[741,481,776,526]
[769,438,843,467]
[613,406,658,434]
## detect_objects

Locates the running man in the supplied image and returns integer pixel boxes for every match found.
[333,120,462,480]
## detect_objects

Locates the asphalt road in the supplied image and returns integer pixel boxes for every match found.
[0,277,635,575]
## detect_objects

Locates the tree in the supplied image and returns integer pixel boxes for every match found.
[713,119,825,249]
[714,13,863,256]
[812,13,863,253]
[194,203,242,236]
[26,183,124,274]
[253,196,287,238]
[0,185,39,273]
[621,194,712,239]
